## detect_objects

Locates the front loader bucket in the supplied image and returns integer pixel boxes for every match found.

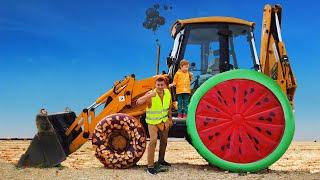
[18,113,66,167]
[18,111,81,167]
[17,133,66,167]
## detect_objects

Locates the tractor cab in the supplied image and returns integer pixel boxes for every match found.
[167,17,260,90]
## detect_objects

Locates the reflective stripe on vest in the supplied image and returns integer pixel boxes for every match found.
[146,89,171,125]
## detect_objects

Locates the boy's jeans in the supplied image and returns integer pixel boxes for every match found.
[147,121,170,167]
[177,93,190,115]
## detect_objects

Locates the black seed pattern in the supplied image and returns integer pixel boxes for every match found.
[269,112,275,117]
[250,88,255,94]
[266,117,272,122]
[232,86,236,93]
[226,144,230,149]
[266,130,272,136]
[254,145,259,151]
[256,127,262,132]
[205,117,217,122]
[224,100,228,105]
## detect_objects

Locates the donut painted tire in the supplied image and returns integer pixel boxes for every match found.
[187,69,294,172]
[92,113,146,168]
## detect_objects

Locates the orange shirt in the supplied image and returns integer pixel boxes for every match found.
[173,69,192,94]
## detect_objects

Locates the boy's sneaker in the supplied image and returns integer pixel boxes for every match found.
[146,167,157,175]
[155,161,170,172]
[183,114,187,119]
[158,160,171,167]
[178,114,183,119]
[156,165,169,172]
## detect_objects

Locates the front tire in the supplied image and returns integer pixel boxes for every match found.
[187,69,295,172]
[92,113,146,168]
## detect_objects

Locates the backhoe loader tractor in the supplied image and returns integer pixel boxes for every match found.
[18,4,296,172]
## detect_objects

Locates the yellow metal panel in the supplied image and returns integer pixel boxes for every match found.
[171,16,255,37]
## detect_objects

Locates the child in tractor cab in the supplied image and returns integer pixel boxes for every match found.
[169,59,193,119]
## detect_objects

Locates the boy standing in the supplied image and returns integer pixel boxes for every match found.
[169,59,193,119]
[136,77,173,175]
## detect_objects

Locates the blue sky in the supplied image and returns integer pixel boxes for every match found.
[0,0,319,140]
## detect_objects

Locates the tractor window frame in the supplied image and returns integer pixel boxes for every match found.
[168,28,189,79]
[169,26,191,76]
[178,23,259,73]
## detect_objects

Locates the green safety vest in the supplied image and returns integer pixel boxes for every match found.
[146,89,171,125]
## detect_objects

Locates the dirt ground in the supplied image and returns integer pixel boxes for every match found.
[0,140,319,180]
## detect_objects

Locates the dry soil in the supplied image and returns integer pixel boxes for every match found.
[0,140,319,179]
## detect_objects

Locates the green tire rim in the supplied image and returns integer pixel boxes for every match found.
[187,69,295,172]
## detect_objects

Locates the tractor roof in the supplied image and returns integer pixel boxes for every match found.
[171,16,255,38]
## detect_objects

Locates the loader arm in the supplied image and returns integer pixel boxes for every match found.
[260,4,297,106]
[18,74,160,167]
[65,74,158,153]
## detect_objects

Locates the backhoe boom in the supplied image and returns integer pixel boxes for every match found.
[260,4,297,106]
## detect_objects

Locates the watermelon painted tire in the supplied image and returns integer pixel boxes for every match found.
[187,69,295,172]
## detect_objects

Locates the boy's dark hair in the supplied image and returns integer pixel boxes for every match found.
[156,76,169,86]
[180,59,189,67]
[156,76,166,82]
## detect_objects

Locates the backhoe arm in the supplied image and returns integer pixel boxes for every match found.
[260,4,297,106]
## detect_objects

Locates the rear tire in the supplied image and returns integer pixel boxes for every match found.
[187,69,295,172]
[92,113,146,168]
